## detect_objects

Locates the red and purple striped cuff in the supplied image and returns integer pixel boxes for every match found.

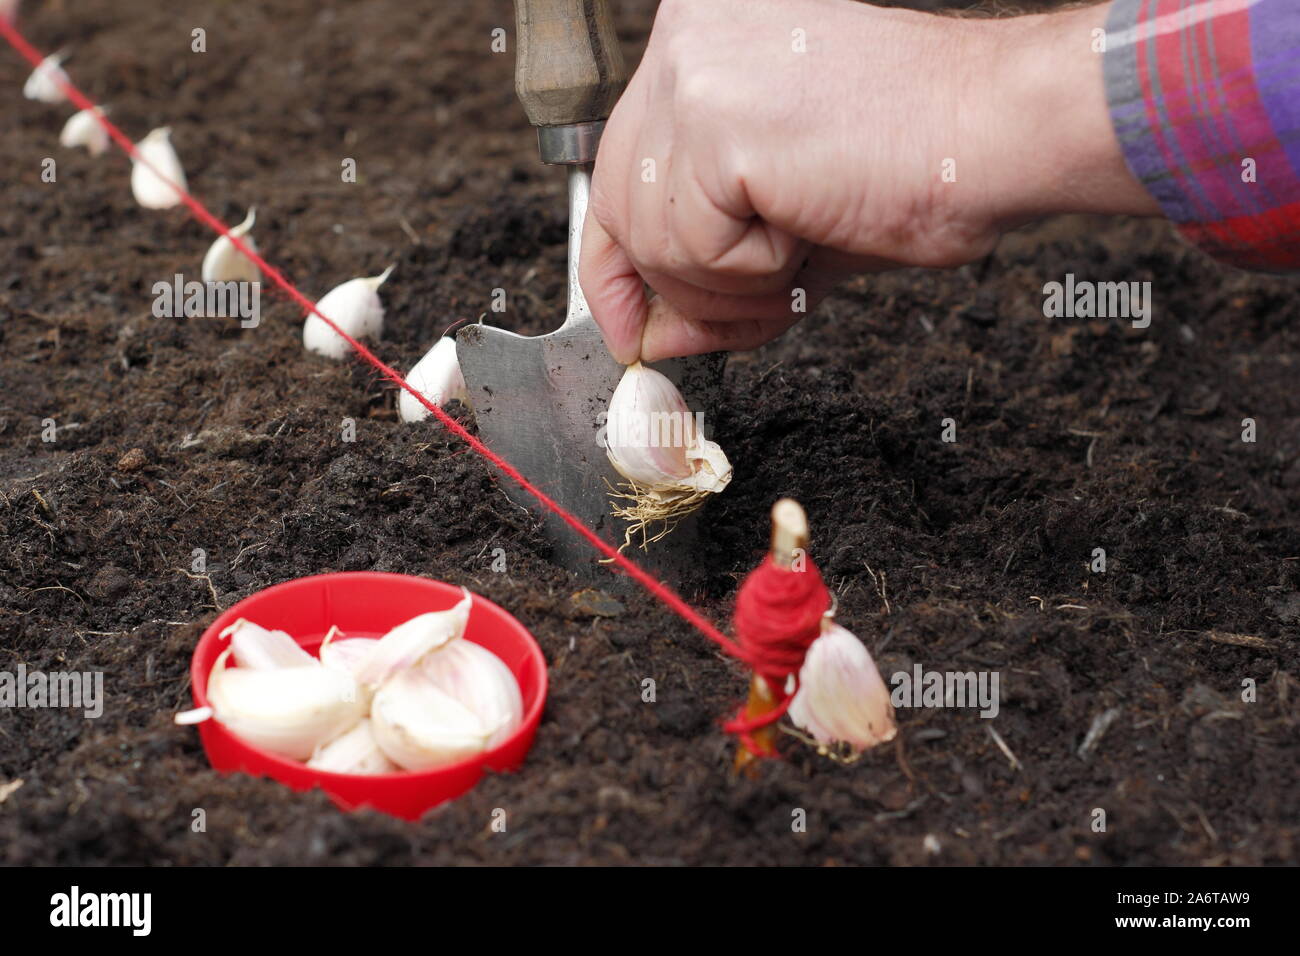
[1105,0,1300,272]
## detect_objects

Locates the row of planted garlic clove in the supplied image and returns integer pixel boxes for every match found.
[174,592,524,774]
[26,50,730,521]
[298,265,473,422]
[25,53,190,208]
[22,51,470,421]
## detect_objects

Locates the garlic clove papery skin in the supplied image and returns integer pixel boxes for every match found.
[605,362,731,493]
[23,51,69,103]
[419,639,523,749]
[370,666,492,771]
[788,623,897,755]
[205,648,365,761]
[59,107,110,155]
[131,127,188,209]
[306,718,397,775]
[681,437,733,494]
[220,618,316,670]
[201,207,260,283]
[352,590,472,688]
[399,336,469,422]
[303,265,394,360]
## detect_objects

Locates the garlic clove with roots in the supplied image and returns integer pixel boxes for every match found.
[191,647,365,761]
[399,336,469,422]
[59,106,110,155]
[787,623,897,757]
[131,127,188,210]
[303,265,394,360]
[23,50,70,103]
[221,617,316,670]
[352,589,472,688]
[201,207,260,283]
[604,361,731,547]
[306,718,397,775]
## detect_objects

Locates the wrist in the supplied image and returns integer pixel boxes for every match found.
[982,3,1161,225]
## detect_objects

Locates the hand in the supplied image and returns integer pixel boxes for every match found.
[579,0,1159,363]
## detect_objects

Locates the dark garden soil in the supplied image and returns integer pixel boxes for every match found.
[1,0,1298,866]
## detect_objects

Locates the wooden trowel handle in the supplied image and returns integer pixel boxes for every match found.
[515,0,627,131]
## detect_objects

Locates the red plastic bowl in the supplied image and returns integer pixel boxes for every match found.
[188,571,547,820]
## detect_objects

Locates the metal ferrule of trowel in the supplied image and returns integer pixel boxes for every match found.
[456,1,724,582]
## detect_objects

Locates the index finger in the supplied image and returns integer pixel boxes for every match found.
[579,210,649,366]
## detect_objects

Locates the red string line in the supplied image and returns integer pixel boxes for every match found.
[0,18,744,661]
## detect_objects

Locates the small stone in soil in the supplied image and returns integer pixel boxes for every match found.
[115,447,148,472]
[88,565,132,600]
[570,588,624,618]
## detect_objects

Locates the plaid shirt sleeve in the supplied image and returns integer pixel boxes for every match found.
[1105,0,1300,272]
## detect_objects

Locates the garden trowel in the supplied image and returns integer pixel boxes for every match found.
[457,0,724,580]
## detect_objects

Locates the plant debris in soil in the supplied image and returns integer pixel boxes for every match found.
[0,0,1297,865]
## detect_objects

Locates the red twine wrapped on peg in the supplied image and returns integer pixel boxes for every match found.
[723,554,831,756]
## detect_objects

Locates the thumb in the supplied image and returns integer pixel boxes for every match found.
[579,212,648,365]
[639,295,802,362]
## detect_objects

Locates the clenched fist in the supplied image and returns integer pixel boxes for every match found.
[579,0,1158,363]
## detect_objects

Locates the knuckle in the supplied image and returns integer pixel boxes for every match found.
[653,0,691,32]
[672,66,721,119]
[627,231,668,274]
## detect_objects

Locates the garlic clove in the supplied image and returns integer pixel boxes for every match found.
[787,623,897,755]
[420,638,523,748]
[201,647,365,761]
[59,106,110,155]
[370,666,491,771]
[399,336,469,422]
[201,207,260,283]
[306,718,397,775]
[318,633,379,710]
[220,617,316,670]
[604,362,732,546]
[23,50,69,104]
[605,362,732,491]
[353,590,472,688]
[131,127,188,209]
[302,265,394,360]
[318,635,379,680]
[606,361,693,485]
